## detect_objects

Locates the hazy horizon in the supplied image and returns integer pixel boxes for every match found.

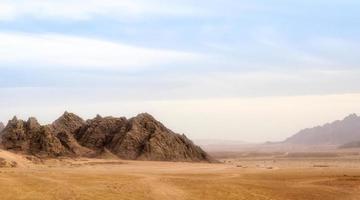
[1,94,359,143]
[1,0,360,142]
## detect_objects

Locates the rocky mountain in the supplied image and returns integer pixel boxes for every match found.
[284,114,360,145]
[0,112,213,162]
[0,122,4,132]
[0,122,4,144]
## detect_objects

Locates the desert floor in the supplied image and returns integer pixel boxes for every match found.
[0,151,360,200]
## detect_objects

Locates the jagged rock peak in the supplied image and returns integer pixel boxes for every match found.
[133,113,156,120]
[52,112,85,134]
[10,116,18,122]
[57,111,84,122]
[130,113,168,131]
[6,116,25,129]
[27,117,40,130]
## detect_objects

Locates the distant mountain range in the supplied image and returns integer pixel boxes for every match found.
[195,139,249,152]
[284,114,360,146]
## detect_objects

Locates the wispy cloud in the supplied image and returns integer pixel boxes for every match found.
[0,0,206,21]
[0,32,203,70]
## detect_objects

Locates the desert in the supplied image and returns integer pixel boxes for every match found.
[1,113,360,200]
[2,1,360,199]
[1,149,360,200]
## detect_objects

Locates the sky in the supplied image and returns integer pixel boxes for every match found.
[1,0,360,142]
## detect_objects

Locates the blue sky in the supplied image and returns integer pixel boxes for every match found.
[1,0,360,142]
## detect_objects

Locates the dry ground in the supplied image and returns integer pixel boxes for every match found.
[0,150,360,200]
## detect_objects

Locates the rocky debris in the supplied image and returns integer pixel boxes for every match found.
[0,157,17,168]
[25,155,44,164]
[96,148,119,159]
[1,112,214,162]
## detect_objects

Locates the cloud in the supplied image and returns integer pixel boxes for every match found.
[0,0,206,21]
[0,2,15,20]
[0,32,203,70]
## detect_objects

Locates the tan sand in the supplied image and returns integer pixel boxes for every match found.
[0,151,359,200]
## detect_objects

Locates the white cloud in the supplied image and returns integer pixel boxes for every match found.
[0,2,15,20]
[0,32,203,70]
[0,0,205,21]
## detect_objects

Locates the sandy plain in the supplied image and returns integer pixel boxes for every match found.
[0,150,360,200]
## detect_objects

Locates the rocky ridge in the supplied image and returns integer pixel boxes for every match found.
[284,114,360,146]
[0,112,213,162]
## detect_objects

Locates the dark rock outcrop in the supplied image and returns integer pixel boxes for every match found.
[1,112,213,162]
[52,111,85,135]
[1,117,69,157]
[76,115,128,152]
[114,113,210,162]
[29,125,68,157]
[284,114,360,145]
[51,112,94,156]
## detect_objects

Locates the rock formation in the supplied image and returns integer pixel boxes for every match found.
[284,114,360,145]
[0,112,213,162]
[51,112,94,156]
[1,117,69,157]
[0,122,4,132]
[0,122,4,143]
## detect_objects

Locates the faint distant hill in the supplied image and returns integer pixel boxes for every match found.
[339,141,360,149]
[283,114,360,146]
[195,139,247,146]
[195,139,252,152]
